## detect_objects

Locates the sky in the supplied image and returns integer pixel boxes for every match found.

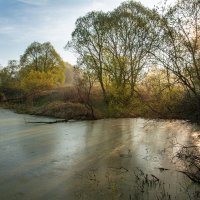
[0,0,175,68]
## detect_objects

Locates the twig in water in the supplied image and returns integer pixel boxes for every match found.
[26,119,68,124]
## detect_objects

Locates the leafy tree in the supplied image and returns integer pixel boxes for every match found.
[0,60,20,91]
[19,42,66,93]
[102,1,160,104]
[139,66,183,117]
[20,42,65,72]
[67,11,109,102]
[20,68,65,93]
[67,1,160,106]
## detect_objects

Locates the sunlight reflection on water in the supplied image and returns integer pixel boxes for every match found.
[0,109,200,200]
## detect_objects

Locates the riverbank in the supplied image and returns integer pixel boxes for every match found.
[0,87,102,120]
[0,86,195,122]
[0,101,98,120]
[0,100,189,124]
[0,86,139,121]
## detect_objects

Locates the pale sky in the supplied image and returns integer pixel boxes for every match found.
[0,0,175,68]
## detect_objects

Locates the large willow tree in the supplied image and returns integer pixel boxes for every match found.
[67,1,160,106]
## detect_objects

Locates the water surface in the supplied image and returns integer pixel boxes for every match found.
[0,108,199,200]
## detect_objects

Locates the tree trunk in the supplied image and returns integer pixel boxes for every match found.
[195,96,200,122]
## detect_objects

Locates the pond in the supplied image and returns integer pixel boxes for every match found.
[0,108,200,200]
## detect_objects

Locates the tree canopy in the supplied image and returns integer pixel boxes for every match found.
[0,42,66,95]
[67,1,160,105]
[19,42,66,93]
[0,60,19,91]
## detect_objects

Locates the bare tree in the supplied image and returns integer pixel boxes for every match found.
[74,67,96,119]
[154,0,200,120]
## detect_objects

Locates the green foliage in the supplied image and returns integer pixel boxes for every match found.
[20,42,65,72]
[19,42,66,93]
[20,68,65,93]
[0,60,20,91]
[67,1,160,106]
[139,67,185,117]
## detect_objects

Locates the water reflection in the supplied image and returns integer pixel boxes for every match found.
[0,109,199,200]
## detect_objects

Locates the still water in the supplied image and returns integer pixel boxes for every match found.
[0,108,200,200]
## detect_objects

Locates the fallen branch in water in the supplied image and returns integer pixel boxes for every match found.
[151,174,160,182]
[26,119,68,124]
[163,137,200,184]
[156,167,170,172]
[177,170,200,184]
[157,167,200,184]
[109,166,129,172]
